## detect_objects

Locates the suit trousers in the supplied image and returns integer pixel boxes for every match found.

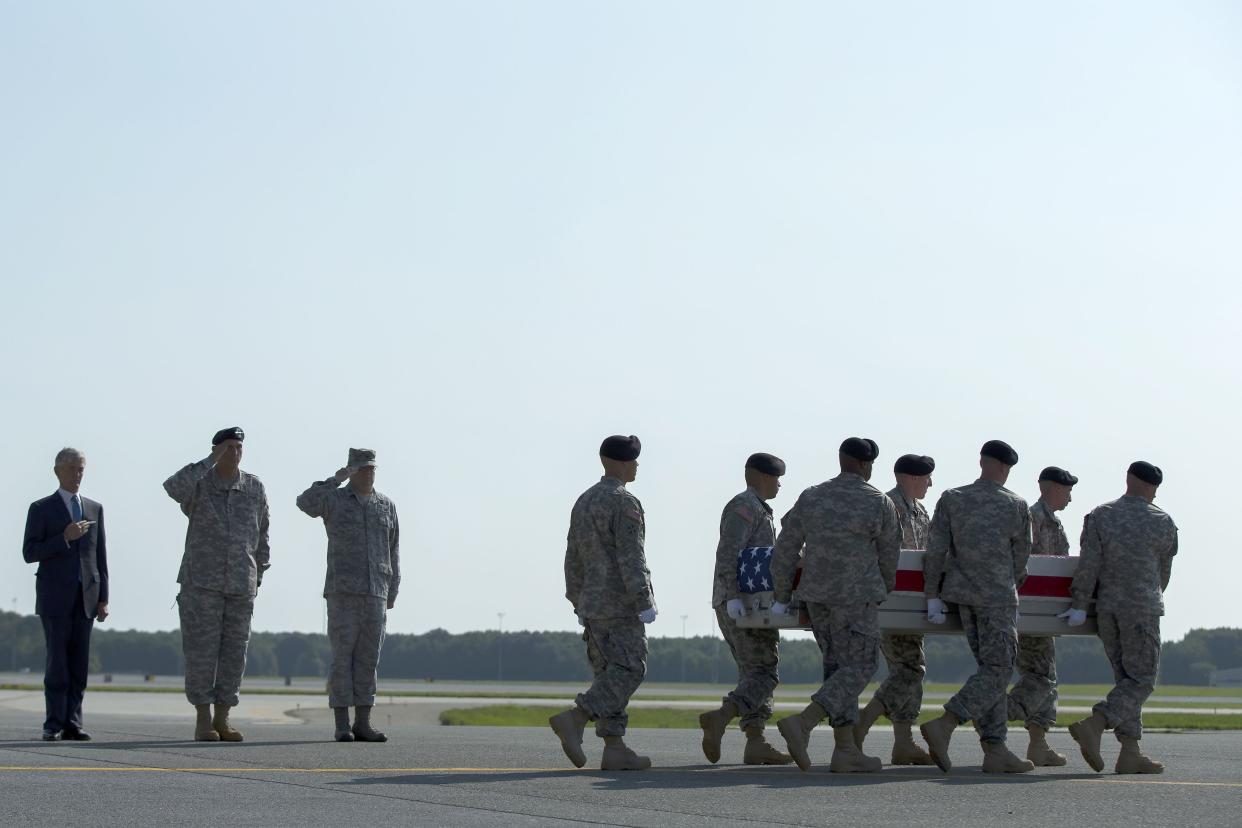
[40,590,94,733]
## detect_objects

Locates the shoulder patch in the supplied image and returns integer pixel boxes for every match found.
[735,506,754,522]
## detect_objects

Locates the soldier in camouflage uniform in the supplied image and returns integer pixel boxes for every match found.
[1007,465,1077,766]
[920,440,1034,774]
[297,448,400,743]
[698,453,793,766]
[163,427,270,742]
[550,435,656,771]
[770,438,900,773]
[855,454,936,766]
[1065,461,1177,775]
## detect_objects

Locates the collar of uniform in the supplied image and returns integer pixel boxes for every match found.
[346,484,376,503]
[1034,498,1062,523]
[834,471,866,483]
[975,478,1004,489]
[744,486,773,514]
[211,468,244,491]
[887,486,916,510]
[599,475,626,489]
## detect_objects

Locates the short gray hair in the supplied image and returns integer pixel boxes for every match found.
[54,447,85,467]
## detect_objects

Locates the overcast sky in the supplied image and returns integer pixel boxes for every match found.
[2,2,1238,643]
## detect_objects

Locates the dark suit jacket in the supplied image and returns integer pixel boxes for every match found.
[23,492,108,618]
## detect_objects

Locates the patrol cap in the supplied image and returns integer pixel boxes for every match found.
[1038,466,1078,486]
[600,434,641,461]
[348,448,377,468]
[980,439,1019,466]
[840,437,879,462]
[212,426,244,445]
[745,452,786,477]
[894,454,935,476]
[1128,460,1163,486]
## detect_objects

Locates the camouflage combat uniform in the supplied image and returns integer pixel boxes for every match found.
[164,458,270,707]
[1071,496,1177,739]
[924,479,1031,742]
[771,473,900,727]
[297,478,400,708]
[1007,499,1068,728]
[872,488,930,724]
[712,488,779,731]
[564,476,654,737]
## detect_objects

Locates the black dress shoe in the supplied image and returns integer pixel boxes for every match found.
[41,730,62,741]
[62,729,92,741]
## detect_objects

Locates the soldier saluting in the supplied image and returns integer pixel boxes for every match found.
[550,435,657,771]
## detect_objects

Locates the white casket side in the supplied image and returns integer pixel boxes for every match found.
[734,548,1097,636]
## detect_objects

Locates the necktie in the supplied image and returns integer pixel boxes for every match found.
[70,495,83,522]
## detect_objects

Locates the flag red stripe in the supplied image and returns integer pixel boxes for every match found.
[893,570,1072,598]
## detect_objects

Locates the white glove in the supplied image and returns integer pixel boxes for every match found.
[927,598,948,624]
[638,606,658,624]
[1058,608,1087,627]
[726,599,746,620]
[1014,608,1021,625]
[770,601,790,617]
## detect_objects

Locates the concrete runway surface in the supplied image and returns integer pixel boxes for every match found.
[1,698,1239,828]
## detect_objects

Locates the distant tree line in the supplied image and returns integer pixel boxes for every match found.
[0,611,1238,686]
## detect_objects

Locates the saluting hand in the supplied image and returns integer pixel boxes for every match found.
[334,467,355,483]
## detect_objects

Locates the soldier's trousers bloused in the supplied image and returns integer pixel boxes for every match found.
[1095,611,1160,738]
[577,617,647,737]
[178,586,253,706]
[945,605,1016,742]
[875,632,925,723]
[327,594,387,708]
[1008,635,1058,728]
[715,605,779,729]
[807,602,879,727]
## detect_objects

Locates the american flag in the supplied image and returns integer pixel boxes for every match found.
[736,546,774,593]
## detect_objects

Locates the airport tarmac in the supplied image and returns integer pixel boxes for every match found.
[1,694,1239,827]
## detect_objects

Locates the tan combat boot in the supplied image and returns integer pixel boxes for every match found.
[920,711,960,772]
[352,705,388,742]
[891,722,935,766]
[333,707,354,742]
[548,706,590,768]
[830,725,883,773]
[852,697,886,749]
[194,704,219,742]
[697,700,737,764]
[742,725,794,765]
[981,739,1035,773]
[600,735,651,770]
[1026,724,1066,767]
[1068,711,1108,772]
[212,704,243,742]
[1115,737,1164,774]
[777,701,826,772]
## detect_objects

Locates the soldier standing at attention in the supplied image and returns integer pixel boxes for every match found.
[855,453,936,765]
[920,440,1034,774]
[770,437,900,773]
[1064,461,1177,774]
[550,435,657,771]
[697,453,794,766]
[296,448,399,743]
[1007,465,1077,766]
[164,427,270,742]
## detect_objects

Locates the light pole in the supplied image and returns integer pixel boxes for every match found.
[497,612,505,682]
[680,615,688,683]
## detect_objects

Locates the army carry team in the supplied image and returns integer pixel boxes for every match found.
[27,426,1177,778]
[551,434,1177,776]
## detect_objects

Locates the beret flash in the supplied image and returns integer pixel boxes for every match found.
[212,426,245,446]
[745,452,786,477]
[1038,466,1078,486]
[980,439,1019,466]
[1128,460,1163,486]
[894,454,935,476]
[600,434,641,462]
[840,437,880,462]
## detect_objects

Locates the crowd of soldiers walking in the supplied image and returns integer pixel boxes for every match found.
[550,435,1178,776]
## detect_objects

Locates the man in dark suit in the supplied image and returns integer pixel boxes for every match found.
[22,447,109,741]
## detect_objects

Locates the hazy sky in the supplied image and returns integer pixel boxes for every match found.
[2,2,1238,643]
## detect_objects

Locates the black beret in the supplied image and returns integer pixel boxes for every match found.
[840,437,879,462]
[745,452,786,477]
[894,454,935,476]
[600,434,641,461]
[212,426,245,446]
[1039,466,1078,486]
[980,439,1018,466]
[1128,460,1163,486]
